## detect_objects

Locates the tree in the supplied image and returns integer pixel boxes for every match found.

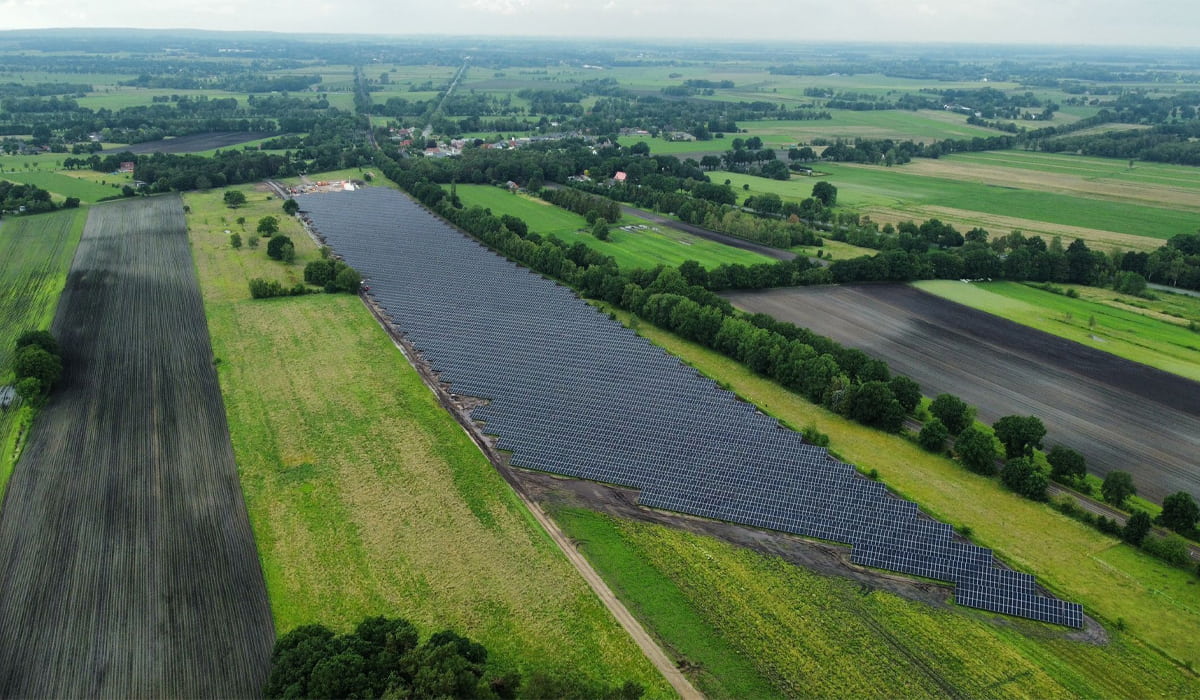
[223,189,246,208]
[1046,445,1086,484]
[16,329,58,356]
[1123,510,1152,546]
[918,418,949,452]
[1000,457,1048,500]
[991,415,1046,458]
[14,377,41,402]
[844,381,905,432]
[14,344,62,394]
[281,242,295,264]
[1158,491,1199,534]
[811,181,837,207]
[929,393,973,435]
[267,234,294,260]
[1101,471,1136,508]
[699,155,721,171]
[335,266,361,293]
[257,216,280,236]
[230,232,242,249]
[955,426,999,475]
[629,141,650,156]
[282,198,300,216]
[888,375,921,413]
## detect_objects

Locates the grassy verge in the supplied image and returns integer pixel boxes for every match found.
[185,186,669,695]
[455,184,772,270]
[603,305,1200,669]
[0,208,86,495]
[914,280,1200,382]
[552,506,1198,698]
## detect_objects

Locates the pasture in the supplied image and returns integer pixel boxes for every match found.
[185,187,669,694]
[555,505,1198,699]
[610,303,1200,668]
[0,195,274,696]
[915,280,1200,382]
[0,209,85,492]
[456,184,772,270]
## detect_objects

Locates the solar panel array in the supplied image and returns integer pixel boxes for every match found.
[299,187,1083,628]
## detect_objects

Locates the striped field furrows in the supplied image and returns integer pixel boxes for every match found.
[0,195,273,697]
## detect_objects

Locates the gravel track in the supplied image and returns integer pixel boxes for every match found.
[0,195,274,697]
[725,284,1200,503]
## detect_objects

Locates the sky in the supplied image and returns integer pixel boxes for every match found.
[1,0,1198,47]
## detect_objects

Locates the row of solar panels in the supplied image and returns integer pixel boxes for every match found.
[298,187,1083,628]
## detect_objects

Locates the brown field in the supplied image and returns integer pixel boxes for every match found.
[104,131,272,154]
[725,284,1200,502]
[0,195,273,696]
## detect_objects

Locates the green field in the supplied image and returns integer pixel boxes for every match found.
[714,163,1197,246]
[0,209,86,494]
[456,184,772,270]
[555,506,1198,699]
[604,306,1200,670]
[0,171,121,203]
[914,280,1200,382]
[948,151,1200,193]
[184,187,668,695]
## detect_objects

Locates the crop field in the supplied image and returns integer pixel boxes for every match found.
[76,88,246,110]
[610,305,1200,670]
[0,195,274,696]
[726,284,1200,503]
[0,171,118,202]
[456,184,771,269]
[554,505,1198,699]
[184,187,669,694]
[0,209,85,491]
[915,280,1200,382]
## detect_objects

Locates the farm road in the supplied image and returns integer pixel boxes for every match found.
[0,196,273,696]
[725,284,1200,503]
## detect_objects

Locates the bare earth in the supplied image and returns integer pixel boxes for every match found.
[725,284,1200,503]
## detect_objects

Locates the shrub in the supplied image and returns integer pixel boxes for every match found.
[230,232,242,249]
[1000,457,1048,500]
[917,417,949,452]
[1123,510,1152,546]
[930,393,973,435]
[267,234,293,260]
[1101,470,1136,508]
[955,426,998,475]
[1142,533,1192,567]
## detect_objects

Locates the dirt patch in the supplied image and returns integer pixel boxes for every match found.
[725,284,1200,502]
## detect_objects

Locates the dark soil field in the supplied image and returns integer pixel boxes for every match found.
[725,284,1200,503]
[104,131,272,154]
[0,195,273,696]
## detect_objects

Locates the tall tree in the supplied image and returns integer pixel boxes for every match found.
[1158,491,1199,534]
[930,393,973,435]
[1101,471,1137,508]
[992,415,1046,458]
[955,426,999,475]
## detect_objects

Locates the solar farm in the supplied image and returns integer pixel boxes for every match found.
[299,186,1083,629]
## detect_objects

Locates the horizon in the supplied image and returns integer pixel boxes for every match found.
[2,0,1199,49]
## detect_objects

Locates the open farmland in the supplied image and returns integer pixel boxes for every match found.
[0,195,274,696]
[725,284,1200,503]
[549,503,1198,699]
[0,209,85,490]
[915,280,1200,382]
[456,184,773,269]
[0,171,117,203]
[183,187,668,694]
[614,305,1200,670]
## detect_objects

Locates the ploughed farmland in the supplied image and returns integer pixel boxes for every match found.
[0,195,273,696]
[725,284,1200,502]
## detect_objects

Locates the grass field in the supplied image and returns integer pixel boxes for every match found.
[915,280,1200,382]
[0,196,274,696]
[606,306,1200,670]
[185,186,669,694]
[714,163,1195,251]
[456,184,772,270]
[0,209,85,495]
[554,506,1199,699]
[0,171,119,203]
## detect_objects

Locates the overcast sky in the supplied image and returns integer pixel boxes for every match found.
[2,0,1197,47]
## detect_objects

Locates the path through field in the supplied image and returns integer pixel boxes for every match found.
[725,284,1200,502]
[0,195,273,696]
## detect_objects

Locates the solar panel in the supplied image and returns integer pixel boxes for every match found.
[299,187,1084,628]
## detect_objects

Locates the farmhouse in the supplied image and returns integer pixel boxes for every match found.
[117,162,135,174]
